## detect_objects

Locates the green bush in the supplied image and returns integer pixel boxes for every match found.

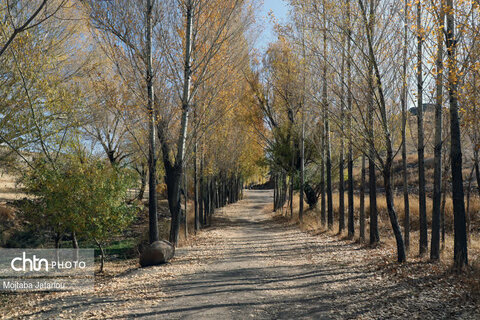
[20,157,138,259]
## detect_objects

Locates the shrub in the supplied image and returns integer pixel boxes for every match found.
[19,157,138,271]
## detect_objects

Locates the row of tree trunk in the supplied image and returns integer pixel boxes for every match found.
[194,172,243,230]
[273,172,288,212]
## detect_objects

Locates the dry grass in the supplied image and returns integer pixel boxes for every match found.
[271,190,480,301]
[273,191,480,269]
[0,173,26,202]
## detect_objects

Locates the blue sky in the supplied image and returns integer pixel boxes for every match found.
[256,0,290,52]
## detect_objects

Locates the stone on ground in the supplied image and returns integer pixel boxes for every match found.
[139,240,175,267]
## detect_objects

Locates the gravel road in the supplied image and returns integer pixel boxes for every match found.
[2,190,478,319]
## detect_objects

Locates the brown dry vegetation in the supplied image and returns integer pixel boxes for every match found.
[273,191,480,301]
[279,192,480,264]
[0,173,25,202]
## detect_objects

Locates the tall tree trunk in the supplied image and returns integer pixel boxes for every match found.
[431,1,445,261]
[194,141,199,232]
[184,164,188,240]
[339,130,345,233]
[203,176,208,226]
[368,147,379,245]
[360,154,366,242]
[299,15,306,222]
[339,40,346,234]
[290,174,294,218]
[441,149,450,249]
[339,159,345,232]
[274,173,278,211]
[199,154,204,226]
[322,0,333,230]
[346,0,354,239]
[206,177,210,220]
[475,149,480,197]
[146,0,158,244]
[209,177,215,219]
[441,188,447,248]
[166,165,182,246]
[384,162,407,263]
[168,0,193,246]
[203,176,209,225]
[280,172,287,214]
[366,0,379,245]
[401,0,410,252]
[288,107,295,219]
[466,166,474,243]
[326,114,333,230]
[137,165,147,202]
[367,46,378,245]
[473,0,480,199]
[416,1,428,256]
[278,174,282,214]
[446,0,468,269]
[321,132,326,226]
[300,118,305,222]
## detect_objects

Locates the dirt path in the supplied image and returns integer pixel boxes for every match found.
[2,190,479,319]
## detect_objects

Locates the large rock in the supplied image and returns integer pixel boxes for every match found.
[139,240,175,267]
